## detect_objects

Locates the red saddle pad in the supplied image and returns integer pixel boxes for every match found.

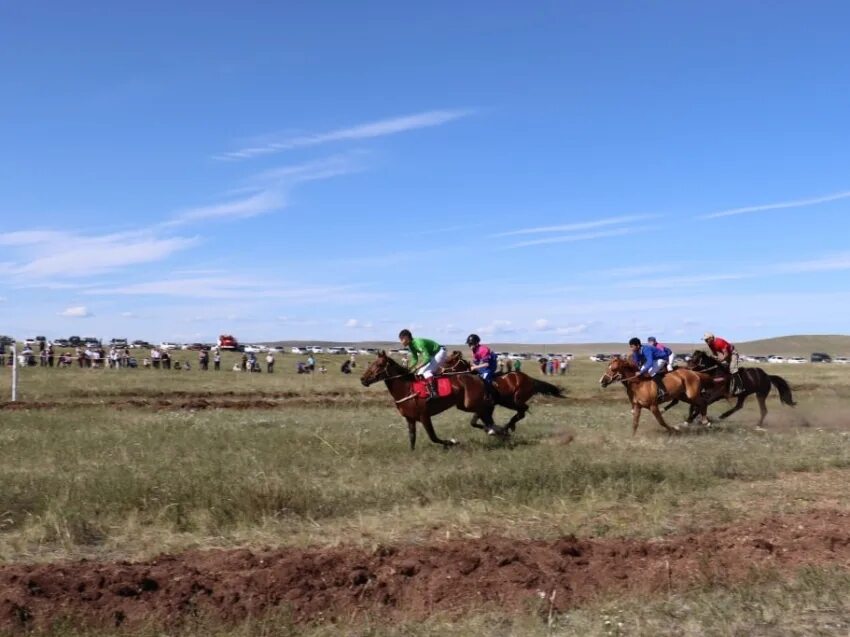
[412,377,453,399]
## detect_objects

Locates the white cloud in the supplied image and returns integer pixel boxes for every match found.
[344,318,373,329]
[507,227,639,248]
[166,155,363,227]
[9,231,198,279]
[492,214,656,238]
[60,306,92,318]
[477,320,516,336]
[532,319,590,335]
[215,109,473,160]
[171,191,285,225]
[700,189,850,219]
[120,311,137,318]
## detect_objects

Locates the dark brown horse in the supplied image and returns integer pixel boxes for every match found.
[441,351,564,431]
[600,356,712,434]
[665,350,796,428]
[360,351,504,450]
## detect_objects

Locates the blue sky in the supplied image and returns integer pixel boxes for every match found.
[2,2,849,344]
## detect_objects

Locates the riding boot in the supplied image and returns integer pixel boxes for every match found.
[730,372,741,396]
[653,376,667,401]
[426,378,438,402]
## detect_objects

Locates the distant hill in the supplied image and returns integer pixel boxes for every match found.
[270,335,850,357]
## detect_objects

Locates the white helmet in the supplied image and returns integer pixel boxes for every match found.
[703,332,715,341]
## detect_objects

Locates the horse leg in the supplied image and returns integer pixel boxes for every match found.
[650,403,679,434]
[505,406,527,432]
[719,395,746,420]
[406,417,417,451]
[756,393,768,429]
[420,413,456,448]
[663,398,680,413]
[632,403,642,436]
[469,414,484,429]
[478,406,506,437]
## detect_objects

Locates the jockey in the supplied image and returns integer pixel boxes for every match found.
[629,337,669,399]
[647,336,675,372]
[703,332,742,394]
[466,333,498,384]
[399,329,447,401]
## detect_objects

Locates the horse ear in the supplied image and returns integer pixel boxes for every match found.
[378,349,385,357]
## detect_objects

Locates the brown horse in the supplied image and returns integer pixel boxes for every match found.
[599,356,712,434]
[441,351,564,431]
[360,351,503,450]
[664,350,796,428]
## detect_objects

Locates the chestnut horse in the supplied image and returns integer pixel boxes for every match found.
[599,356,712,434]
[441,351,564,431]
[360,351,503,450]
[664,350,796,428]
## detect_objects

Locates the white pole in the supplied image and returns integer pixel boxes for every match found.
[11,345,17,402]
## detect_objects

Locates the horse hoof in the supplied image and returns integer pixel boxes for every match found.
[449,438,458,445]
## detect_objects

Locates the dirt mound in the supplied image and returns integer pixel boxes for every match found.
[2,510,850,631]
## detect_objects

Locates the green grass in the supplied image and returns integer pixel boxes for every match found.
[2,358,850,634]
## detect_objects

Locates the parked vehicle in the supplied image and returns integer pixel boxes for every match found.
[589,354,611,362]
[834,357,850,364]
[810,352,832,363]
[243,345,261,353]
[327,347,345,355]
[160,342,180,350]
[786,357,807,364]
[110,338,128,347]
[308,346,324,354]
[291,347,308,355]
[218,334,239,350]
[767,356,785,364]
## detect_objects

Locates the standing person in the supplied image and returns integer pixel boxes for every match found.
[647,336,675,372]
[213,349,221,371]
[349,353,357,369]
[47,343,55,368]
[513,358,522,373]
[629,337,669,399]
[305,353,316,372]
[341,358,353,374]
[703,332,742,394]
[538,357,548,375]
[40,348,48,367]
[552,357,561,375]
[398,329,447,402]
[560,357,570,375]
[266,351,275,373]
[241,352,248,372]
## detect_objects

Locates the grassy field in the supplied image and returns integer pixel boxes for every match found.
[2,351,850,634]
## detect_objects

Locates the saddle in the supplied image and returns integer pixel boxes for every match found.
[411,377,453,399]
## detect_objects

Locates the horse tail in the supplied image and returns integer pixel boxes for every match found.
[531,377,564,398]
[769,375,797,406]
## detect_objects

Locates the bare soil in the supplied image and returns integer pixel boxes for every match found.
[1,510,849,632]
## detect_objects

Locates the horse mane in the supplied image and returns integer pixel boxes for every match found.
[382,353,412,376]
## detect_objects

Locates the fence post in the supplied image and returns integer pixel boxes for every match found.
[11,345,17,401]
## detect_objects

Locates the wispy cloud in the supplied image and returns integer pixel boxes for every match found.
[491,214,656,238]
[59,306,92,318]
[85,275,384,303]
[700,190,850,219]
[344,318,374,329]
[6,230,198,279]
[507,227,639,249]
[618,273,750,289]
[773,252,850,274]
[533,319,590,335]
[215,109,473,161]
[166,155,362,226]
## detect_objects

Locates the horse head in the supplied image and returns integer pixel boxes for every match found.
[360,350,408,386]
[441,350,470,372]
[687,350,713,370]
[599,355,636,387]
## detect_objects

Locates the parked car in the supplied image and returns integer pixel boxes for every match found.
[327,347,345,355]
[810,352,832,363]
[308,346,324,354]
[131,340,153,349]
[268,346,284,353]
[53,338,70,347]
[243,345,261,353]
[767,356,785,364]
[345,347,358,355]
[291,347,308,355]
[589,354,611,362]
[786,357,807,364]
[834,357,850,365]
[751,356,769,363]
[159,342,180,350]
[110,338,128,347]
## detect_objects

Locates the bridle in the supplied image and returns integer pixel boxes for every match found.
[363,359,413,385]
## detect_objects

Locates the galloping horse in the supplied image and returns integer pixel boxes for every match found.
[360,351,503,450]
[664,350,796,428]
[600,356,712,434]
[441,351,564,431]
